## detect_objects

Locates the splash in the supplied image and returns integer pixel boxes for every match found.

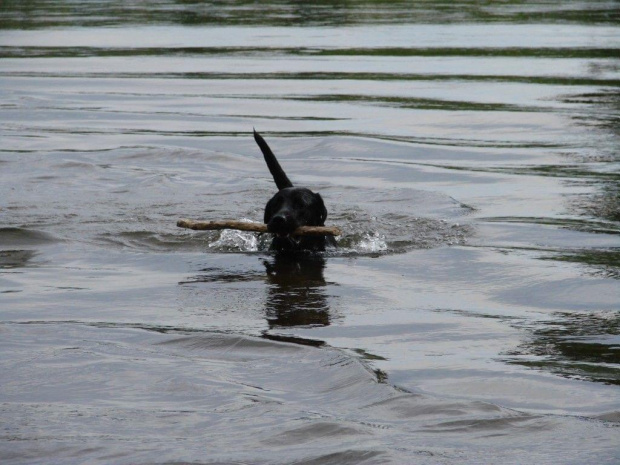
[357,231,388,253]
[204,215,466,255]
[208,219,262,252]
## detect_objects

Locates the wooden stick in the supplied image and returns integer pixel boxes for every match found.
[177,219,341,236]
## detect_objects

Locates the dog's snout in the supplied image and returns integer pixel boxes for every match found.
[267,212,297,234]
[270,214,287,226]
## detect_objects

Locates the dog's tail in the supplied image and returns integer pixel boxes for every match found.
[253,129,293,190]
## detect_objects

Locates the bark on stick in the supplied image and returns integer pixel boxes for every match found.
[177,219,341,236]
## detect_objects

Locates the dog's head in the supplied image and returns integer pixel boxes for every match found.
[264,187,327,237]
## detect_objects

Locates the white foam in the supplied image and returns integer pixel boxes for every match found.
[208,219,260,252]
[357,232,388,253]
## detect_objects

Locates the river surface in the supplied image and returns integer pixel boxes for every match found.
[1,2,619,464]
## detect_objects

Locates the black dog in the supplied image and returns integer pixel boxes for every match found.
[254,130,335,252]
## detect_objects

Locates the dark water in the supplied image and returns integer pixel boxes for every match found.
[1,1,620,464]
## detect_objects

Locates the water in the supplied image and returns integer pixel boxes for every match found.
[1,1,619,463]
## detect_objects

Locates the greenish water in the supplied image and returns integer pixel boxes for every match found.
[1,1,619,464]
[2,0,619,28]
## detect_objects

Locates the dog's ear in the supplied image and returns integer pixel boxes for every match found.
[313,193,327,225]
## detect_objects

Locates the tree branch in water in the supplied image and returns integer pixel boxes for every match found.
[177,219,341,236]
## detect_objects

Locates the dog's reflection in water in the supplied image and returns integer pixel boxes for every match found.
[263,253,331,328]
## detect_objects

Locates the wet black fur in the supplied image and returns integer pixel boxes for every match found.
[254,130,334,252]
